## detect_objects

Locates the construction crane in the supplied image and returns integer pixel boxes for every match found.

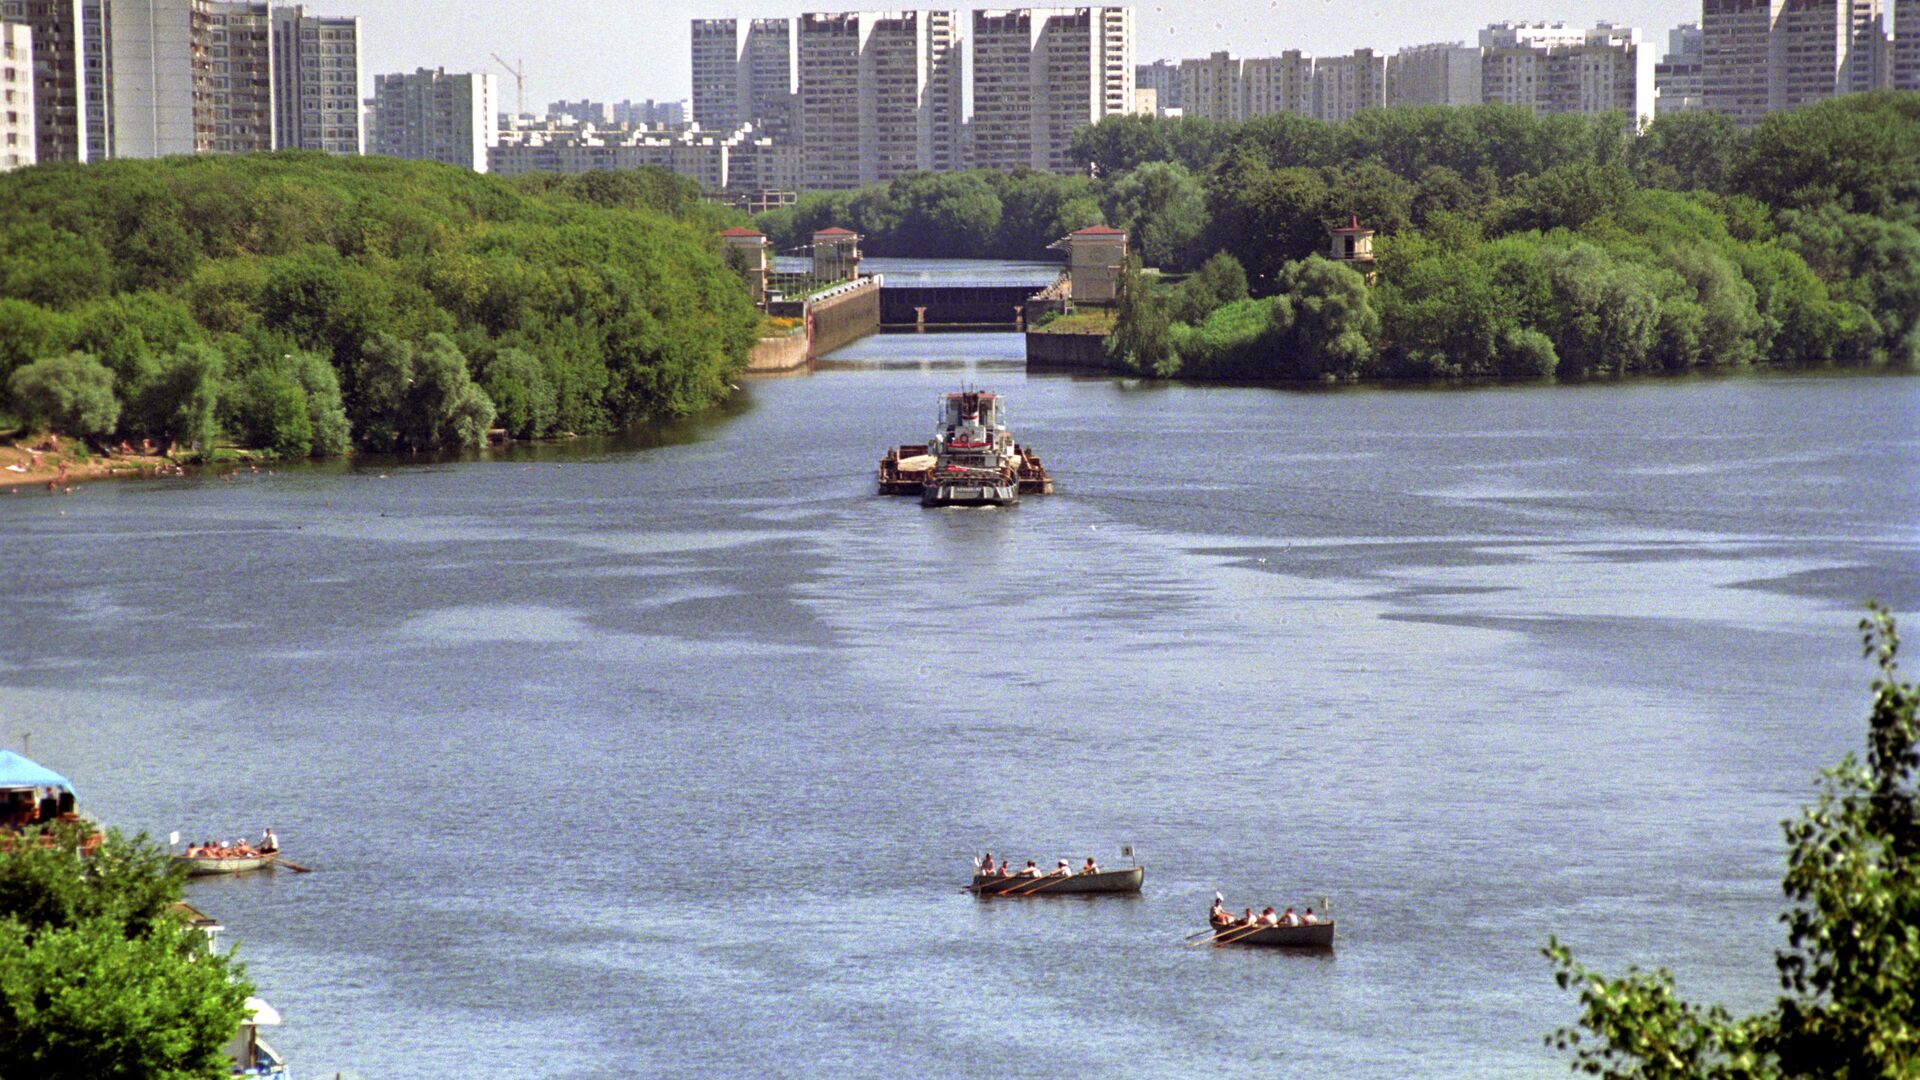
[490,53,526,117]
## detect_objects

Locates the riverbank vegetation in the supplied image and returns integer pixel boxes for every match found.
[1545,606,1918,1077]
[0,827,250,1078]
[760,93,1920,381]
[0,156,760,455]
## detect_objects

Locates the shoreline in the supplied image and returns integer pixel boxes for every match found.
[0,442,181,492]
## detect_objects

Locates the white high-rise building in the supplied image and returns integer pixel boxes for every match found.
[1655,24,1704,114]
[1,19,32,170]
[1704,0,1889,126]
[971,7,1132,173]
[1312,48,1385,122]
[1177,50,1240,121]
[1385,42,1483,107]
[796,10,961,188]
[1897,0,1920,88]
[690,18,795,135]
[1479,22,1654,126]
[0,0,107,161]
[369,67,497,172]
[1242,51,1315,117]
[271,6,361,154]
[109,0,273,158]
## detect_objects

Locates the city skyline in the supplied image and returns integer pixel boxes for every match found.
[251,0,1703,107]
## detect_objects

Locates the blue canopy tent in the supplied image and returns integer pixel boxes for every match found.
[0,751,75,793]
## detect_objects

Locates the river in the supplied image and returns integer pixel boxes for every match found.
[2,327,1916,1077]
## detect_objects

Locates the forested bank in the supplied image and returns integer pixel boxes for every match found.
[0,156,760,456]
[761,94,1920,381]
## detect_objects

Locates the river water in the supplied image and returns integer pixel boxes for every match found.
[2,329,1917,1078]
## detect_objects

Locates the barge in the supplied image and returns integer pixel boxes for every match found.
[879,390,1053,507]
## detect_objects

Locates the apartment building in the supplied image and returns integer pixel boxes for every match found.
[1242,51,1315,117]
[690,18,794,134]
[107,0,274,157]
[1135,57,1178,113]
[1704,0,1888,126]
[271,5,359,154]
[204,1,272,153]
[1479,22,1653,125]
[0,0,106,161]
[1,19,32,170]
[1655,24,1704,113]
[1312,48,1385,122]
[1898,0,1920,89]
[1385,42,1482,107]
[796,10,960,188]
[368,67,497,172]
[490,121,800,191]
[1177,50,1240,120]
[972,7,1131,173]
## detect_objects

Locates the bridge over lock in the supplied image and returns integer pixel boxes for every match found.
[878,282,1057,328]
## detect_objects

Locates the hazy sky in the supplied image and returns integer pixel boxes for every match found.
[321,1,1700,108]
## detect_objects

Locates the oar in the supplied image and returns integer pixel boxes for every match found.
[1189,922,1264,947]
[274,856,312,873]
[1006,871,1074,896]
[1181,926,1221,942]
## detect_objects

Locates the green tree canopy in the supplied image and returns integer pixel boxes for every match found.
[7,353,120,438]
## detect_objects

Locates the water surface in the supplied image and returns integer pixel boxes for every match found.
[2,330,1915,1078]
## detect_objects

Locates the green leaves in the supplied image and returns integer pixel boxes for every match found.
[1548,608,1920,1078]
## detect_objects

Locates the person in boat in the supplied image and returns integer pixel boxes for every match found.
[260,828,279,854]
[1302,907,1320,925]
[1240,907,1257,926]
[1281,907,1301,927]
[1054,859,1073,877]
[1079,857,1100,875]
[1257,906,1279,927]
[1019,860,1041,878]
[1210,897,1232,927]
[980,852,995,875]
[184,842,201,858]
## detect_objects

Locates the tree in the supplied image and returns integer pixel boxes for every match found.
[1102,162,1211,271]
[1546,606,1920,1078]
[133,344,224,453]
[7,353,120,438]
[480,346,557,440]
[0,826,251,1080]
[1630,111,1742,193]
[1105,255,1177,375]
[1271,256,1381,379]
[1168,252,1250,325]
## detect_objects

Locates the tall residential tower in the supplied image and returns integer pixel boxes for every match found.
[971,7,1132,173]
[796,10,961,188]
[271,5,361,153]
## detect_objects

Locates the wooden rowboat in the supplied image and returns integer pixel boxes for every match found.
[1210,920,1335,949]
[175,852,278,877]
[968,866,1144,895]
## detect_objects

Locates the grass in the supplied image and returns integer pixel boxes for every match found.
[1029,309,1118,335]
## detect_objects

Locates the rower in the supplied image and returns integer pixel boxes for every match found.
[1080,857,1100,875]
[1019,860,1041,878]
[1241,907,1256,926]
[980,852,996,875]
[1209,893,1231,925]
[1281,906,1300,926]
[1054,859,1072,877]
[260,828,279,854]
[1258,906,1279,927]
[1302,907,1320,925]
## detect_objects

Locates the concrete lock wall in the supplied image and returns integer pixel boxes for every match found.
[1025,331,1113,371]
[807,279,881,358]
[747,330,809,372]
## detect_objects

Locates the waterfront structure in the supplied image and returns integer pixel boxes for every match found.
[1178,49,1240,121]
[1385,42,1482,106]
[368,67,497,172]
[720,226,770,305]
[1312,48,1385,121]
[691,17,794,135]
[1242,51,1315,117]
[1056,224,1125,302]
[1,19,32,170]
[1479,22,1653,126]
[1654,23,1704,113]
[796,10,961,188]
[0,0,107,161]
[1899,0,1920,89]
[971,7,1133,173]
[812,226,860,281]
[1135,56,1177,112]
[271,6,360,153]
[1703,0,1889,126]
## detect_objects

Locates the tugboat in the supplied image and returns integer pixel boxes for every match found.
[879,390,1053,507]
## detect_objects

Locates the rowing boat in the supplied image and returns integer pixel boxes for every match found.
[175,852,278,877]
[969,866,1144,895]
[1210,920,1335,948]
